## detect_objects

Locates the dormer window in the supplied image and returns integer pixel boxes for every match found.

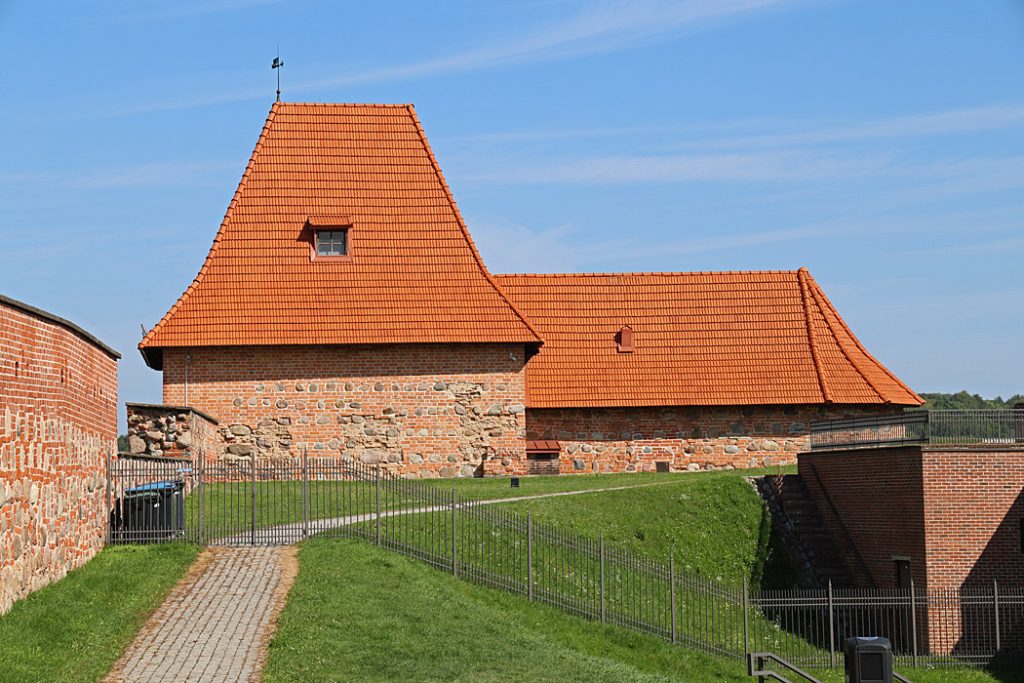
[616,326,634,353]
[308,215,353,261]
[315,229,348,257]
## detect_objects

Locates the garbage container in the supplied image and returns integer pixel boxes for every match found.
[119,480,185,541]
[844,636,893,683]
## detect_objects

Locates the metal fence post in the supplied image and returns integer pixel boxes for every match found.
[910,578,919,667]
[743,576,750,659]
[104,452,113,545]
[994,579,1001,653]
[250,455,257,546]
[527,512,534,601]
[670,555,677,644]
[827,580,836,668]
[375,464,381,546]
[302,448,310,538]
[600,535,606,623]
[451,487,458,577]
[197,449,205,546]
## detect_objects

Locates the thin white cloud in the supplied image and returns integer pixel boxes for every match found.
[118,0,798,115]
[0,160,235,189]
[460,149,896,184]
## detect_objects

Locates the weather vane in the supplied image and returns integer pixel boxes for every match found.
[272,47,284,102]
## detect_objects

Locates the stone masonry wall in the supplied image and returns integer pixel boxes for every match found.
[162,344,528,478]
[514,404,897,475]
[0,298,118,614]
[124,403,220,462]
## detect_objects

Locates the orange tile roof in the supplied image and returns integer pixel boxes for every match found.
[139,103,540,367]
[495,269,922,408]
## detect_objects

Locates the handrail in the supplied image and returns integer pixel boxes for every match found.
[810,409,1024,450]
[747,652,822,683]
[748,652,914,683]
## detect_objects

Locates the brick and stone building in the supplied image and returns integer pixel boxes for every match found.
[0,293,119,614]
[137,102,922,477]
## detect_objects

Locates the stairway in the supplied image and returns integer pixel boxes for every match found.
[757,474,856,589]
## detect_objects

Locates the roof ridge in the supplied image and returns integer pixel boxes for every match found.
[140,102,279,351]
[797,268,830,403]
[273,101,414,108]
[496,269,802,279]
[405,105,543,344]
[803,272,923,405]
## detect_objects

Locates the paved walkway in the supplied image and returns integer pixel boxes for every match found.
[105,547,297,683]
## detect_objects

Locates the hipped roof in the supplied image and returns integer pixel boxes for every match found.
[495,270,922,408]
[139,102,540,368]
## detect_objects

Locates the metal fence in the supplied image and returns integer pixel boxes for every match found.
[106,453,1024,670]
[810,410,1024,450]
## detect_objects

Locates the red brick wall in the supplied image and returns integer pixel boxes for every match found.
[0,299,118,614]
[921,449,1024,592]
[799,446,928,591]
[525,405,896,475]
[162,344,528,478]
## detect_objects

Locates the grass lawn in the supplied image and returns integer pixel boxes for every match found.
[0,543,198,683]
[264,539,1017,683]
[494,469,789,585]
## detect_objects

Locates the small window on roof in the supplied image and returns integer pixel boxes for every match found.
[616,326,634,353]
[315,229,348,257]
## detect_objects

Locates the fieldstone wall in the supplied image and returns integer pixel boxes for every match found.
[499,404,900,475]
[161,343,528,477]
[124,403,220,461]
[0,296,118,615]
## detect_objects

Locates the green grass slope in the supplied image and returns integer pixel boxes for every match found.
[0,543,198,683]
[496,469,791,586]
[265,539,1012,683]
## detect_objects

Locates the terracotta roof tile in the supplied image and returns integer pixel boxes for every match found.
[139,103,540,365]
[495,269,921,408]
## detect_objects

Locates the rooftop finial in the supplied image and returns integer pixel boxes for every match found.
[272,46,284,102]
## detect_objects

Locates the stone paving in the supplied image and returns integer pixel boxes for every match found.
[105,546,296,683]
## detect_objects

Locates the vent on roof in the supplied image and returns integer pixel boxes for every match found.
[616,326,634,353]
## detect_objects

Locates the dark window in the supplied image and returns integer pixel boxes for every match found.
[895,559,912,589]
[655,461,670,473]
[315,229,348,257]
[1020,518,1024,554]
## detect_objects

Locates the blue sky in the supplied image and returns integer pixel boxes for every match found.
[1,0,1022,429]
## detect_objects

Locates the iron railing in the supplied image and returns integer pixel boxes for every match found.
[810,410,1024,451]
[105,453,1024,670]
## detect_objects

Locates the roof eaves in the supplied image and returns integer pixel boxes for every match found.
[406,105,543,345]
[138,102,281,364]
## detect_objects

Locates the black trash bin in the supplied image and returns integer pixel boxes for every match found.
[117,480,185,541]
[844,636,893,683]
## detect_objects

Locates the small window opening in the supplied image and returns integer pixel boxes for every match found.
[655,461,670,473]
[1019,518,1024,554]
[315,229,348,257]
[616,326,634,353]
[14,361,19,377]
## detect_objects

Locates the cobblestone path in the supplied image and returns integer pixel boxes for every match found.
[105,546,297,683]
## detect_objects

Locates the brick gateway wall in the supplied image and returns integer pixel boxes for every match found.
[801,445,1024,654]
[0,295,118,614]
[161,344,528,477]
